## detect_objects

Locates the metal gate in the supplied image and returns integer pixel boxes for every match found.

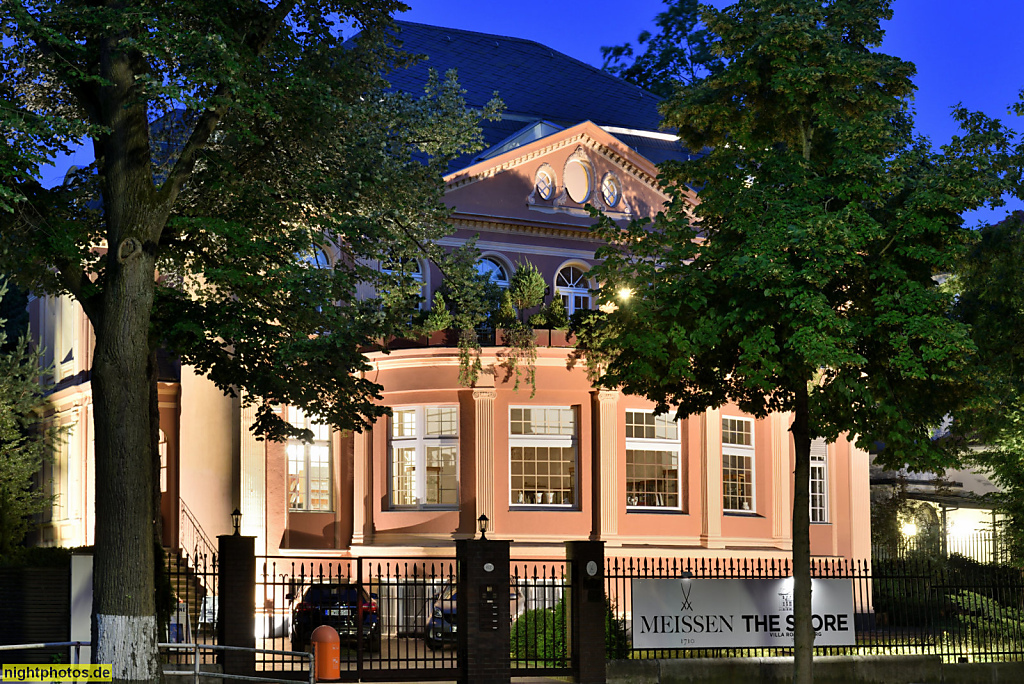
[255,556,459,682]
[510,558,572,678]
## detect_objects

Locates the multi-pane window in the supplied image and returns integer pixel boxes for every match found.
[510,407,577,507]
[287,408,332,511]
[390,406,459,509]
[555,266,591,315]
[722,416,754,512]
[810,438,829,523]
[625,411,680,509]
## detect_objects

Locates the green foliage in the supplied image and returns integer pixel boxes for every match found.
[952,213,1024,562]
[872,554,1024,647]
[870,480,942,561]
[0,544,73,568]
[425,241,503,386]
[0,281,59,557]
[583,1,1021,678]
[497,263,546,394]
[510,596,631,662]
[0,2,500,671]
[1,2,503,441]
[604,597,631,660]
[0,278,29,353]
[511,602,567,666]
[528,297,569,330]
[601,0,723,96]
[586,0,1020,479]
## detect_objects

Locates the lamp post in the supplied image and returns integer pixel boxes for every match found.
[231,508,242,536]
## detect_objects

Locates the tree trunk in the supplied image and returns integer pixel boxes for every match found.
[791,383,813,684]
[90,233,161,684]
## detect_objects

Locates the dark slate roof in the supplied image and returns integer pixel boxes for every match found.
[383,21,691,172]
[388,21,662,132]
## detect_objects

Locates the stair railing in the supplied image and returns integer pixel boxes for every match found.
[179,500,217,562]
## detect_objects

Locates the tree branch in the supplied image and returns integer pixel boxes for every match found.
[9,0,103,125]
[155,0,299,217]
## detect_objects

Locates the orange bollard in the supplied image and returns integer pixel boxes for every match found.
[310,624,341,682]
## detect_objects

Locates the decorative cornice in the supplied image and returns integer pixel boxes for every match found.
[445,127,665,198]
[445,217,605,243]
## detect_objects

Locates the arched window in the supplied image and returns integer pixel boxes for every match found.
[555,265,591,315]
[476,256,510,288]
[381,258,426,309]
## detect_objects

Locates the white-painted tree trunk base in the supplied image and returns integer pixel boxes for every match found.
[96,614,159,682]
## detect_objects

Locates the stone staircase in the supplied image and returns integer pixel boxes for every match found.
[164,547,212,638]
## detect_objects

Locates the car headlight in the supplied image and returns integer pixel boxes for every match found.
[433,607,443,619]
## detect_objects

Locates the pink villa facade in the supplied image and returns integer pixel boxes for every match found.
[28,23,872,565]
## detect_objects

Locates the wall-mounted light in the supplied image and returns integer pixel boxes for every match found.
[478,514,489,540]
[231,508,242,536]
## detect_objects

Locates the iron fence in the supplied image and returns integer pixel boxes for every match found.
[873,531,1011,565]
[255,555,458,680]
[509,559,571,676]
[605,555,1024,663]
[163,549,218,666]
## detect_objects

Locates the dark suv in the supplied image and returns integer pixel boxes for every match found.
[289,584,381,653]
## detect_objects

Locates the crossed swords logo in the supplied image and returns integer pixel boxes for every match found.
[680,581,694,611]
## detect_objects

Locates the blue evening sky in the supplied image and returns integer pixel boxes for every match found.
[401,0,1024,226]
[41,1,1023,225]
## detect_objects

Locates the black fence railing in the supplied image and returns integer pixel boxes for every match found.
[509,559,571,675]
[163,549,218,665]
[605,555,1024,663]
[254,556,459,680]
[873,531,1010,565]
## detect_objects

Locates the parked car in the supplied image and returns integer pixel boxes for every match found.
[289,584,381,653]
[425,584,457,650]
[424,584,522,650]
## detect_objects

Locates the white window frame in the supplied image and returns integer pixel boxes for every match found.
[477,256,510,289]
[509,406,577,508]
[388,405,460,510]
[555,264,591,315]
[625,410,681,510]
[287,408,333,512]
[722,416,755,513]
[810,438,829,523]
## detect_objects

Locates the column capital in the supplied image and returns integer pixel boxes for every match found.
[594,389,619,404]
[472,388,497,401]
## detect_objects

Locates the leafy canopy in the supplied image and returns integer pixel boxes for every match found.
[1,1,501,441]
[587,0,1018,472]
[601,0,724,96]
[953,211,1024,561]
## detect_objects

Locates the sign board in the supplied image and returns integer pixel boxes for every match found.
[631,578,855,648]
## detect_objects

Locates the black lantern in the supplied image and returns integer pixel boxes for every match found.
[231,508,242,536]
[477,514,489,540]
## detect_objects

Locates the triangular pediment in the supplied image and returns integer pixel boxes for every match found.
[443,121,694,231]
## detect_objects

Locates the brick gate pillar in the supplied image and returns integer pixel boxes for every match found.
[567,540,606,684]
[456,538,511,684]
[218,534,255,678]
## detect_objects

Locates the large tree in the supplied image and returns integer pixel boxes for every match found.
[581,1,1018,682]
[1,2,496,681]
[953,209,1024,560]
